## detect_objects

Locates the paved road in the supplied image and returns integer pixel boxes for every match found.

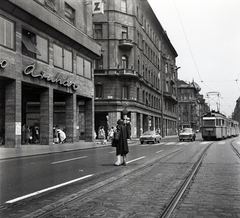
[1,136,240,217]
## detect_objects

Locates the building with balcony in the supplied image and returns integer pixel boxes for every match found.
[0,0,101,147]
[92,0,178,138]
[177,80,209,131]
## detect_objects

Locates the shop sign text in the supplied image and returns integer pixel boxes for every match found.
[23,63,79,90]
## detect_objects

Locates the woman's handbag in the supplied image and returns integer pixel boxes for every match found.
[114,131,120,140]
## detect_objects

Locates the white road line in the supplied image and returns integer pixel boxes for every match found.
[6,174,94,204]
[156,150,163,153]
[51,156,87,164]
[178,142,186,145]
[109,151,115,153]
[218,141,226,144]
[200,141,211,144]
[126,156,145,164]
[236,141,240,144]
[166,142,176,145]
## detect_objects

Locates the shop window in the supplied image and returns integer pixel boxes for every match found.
[65,2,75,25]
[121,0,127,13]
[94,24,102,39]
[76,55,92,79]
[122,85,128,99]
[0,16,15,50]
[95,84,103,99]
[22,29,48,62]
[53,43,72,71]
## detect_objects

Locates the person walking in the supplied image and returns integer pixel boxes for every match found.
[112,119,129,166]
[57,128,66,144]
[98,126,105,144]
[25,125,31,145]
[108,126,115,142]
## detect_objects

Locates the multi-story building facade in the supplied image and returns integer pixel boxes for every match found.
[92,0,178,138]
[0,0,101,147]
[233,97,240,123]
[178,80,209,131]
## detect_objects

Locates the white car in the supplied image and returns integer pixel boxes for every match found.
[140,131,162,144]
[179,128,196,141]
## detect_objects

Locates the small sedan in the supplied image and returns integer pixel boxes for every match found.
[140,131,162,144]
[179,128,196,141]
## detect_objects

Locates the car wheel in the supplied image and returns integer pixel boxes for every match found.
[141,141,143,144]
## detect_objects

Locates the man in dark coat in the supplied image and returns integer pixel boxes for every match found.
[113,119,129,166]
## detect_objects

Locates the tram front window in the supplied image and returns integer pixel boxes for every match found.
[203,120,215,126]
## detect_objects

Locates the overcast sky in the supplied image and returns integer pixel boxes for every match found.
[148,0,240,117]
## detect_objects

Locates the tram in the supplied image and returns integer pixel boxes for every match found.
[201,110,239,140]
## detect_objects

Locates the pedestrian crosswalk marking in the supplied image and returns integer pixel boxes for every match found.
[166,142,176,145]
[236,141,240,144]
[218,141,226,144]
[200,142,210,144]
[178,142,186,145]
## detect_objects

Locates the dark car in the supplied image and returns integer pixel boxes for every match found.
[179,128,196,141]
[140,130,162,144]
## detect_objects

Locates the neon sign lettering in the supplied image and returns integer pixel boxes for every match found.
[0,60,8,69]
[23,63,79,90]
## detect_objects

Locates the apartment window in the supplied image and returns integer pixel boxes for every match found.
[94,24,102,39]
[122,55,128,69]
[122,85,128,99]
[121,0,127,13]
[76,55,92,79]
[165,63,168,73]
[95,84,103,98]
[53,44,72,71]
[95,55,103,69]
[22,29,48,62]
[65,2,75,25]
[0,16,14,49]
[122,26,128,39]
[84,60,91,79]
[137,88,139,101]
[44,0,57,11]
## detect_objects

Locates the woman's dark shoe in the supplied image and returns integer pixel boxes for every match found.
[122,161,126,166]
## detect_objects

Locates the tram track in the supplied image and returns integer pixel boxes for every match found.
[231,139,240,159]
[159,138,240,218]
[158,142,213,218]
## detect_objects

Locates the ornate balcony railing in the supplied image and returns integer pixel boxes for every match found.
[118,39,134,51]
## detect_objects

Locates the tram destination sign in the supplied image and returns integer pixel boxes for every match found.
[23,63,79,90]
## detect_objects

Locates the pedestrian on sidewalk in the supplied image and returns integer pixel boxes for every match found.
[112,119,129,166]
[57,128,66,144]
[98,126,106,144]
[108,126,115,142]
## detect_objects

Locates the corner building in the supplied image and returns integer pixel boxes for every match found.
[93,0,178,137]
[0,0,101,147]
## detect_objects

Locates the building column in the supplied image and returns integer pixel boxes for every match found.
[108,111,121,129]
[85,98,94,142]
[140,113,143,136]
[5,80,21,147]
[131,112,137,138]
[40,87,53,145]
[65,94,77,143]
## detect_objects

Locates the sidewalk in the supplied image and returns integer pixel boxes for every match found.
[0,135,178,160]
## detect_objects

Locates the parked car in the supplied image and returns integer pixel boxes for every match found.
[140,130,162,144]
[179,128,196,141]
